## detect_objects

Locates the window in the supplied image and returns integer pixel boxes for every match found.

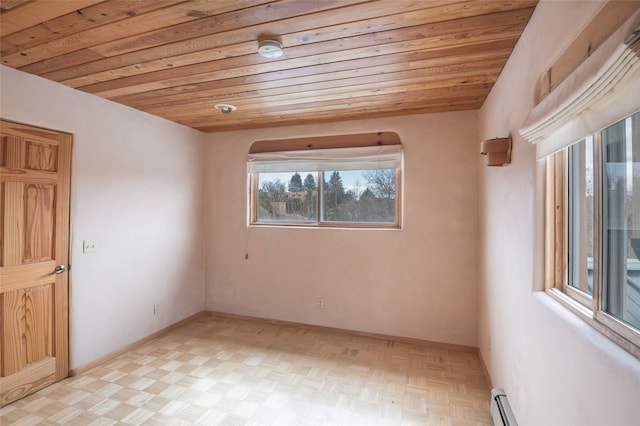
[248,134,402,228]
[520,4,640,355]
[548,112,640,351]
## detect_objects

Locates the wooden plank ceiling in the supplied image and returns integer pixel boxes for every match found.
[0,0,537,132]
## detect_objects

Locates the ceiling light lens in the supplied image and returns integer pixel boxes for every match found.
[214,103,237,114]
[258,40,284,59]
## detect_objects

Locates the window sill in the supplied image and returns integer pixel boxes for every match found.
[248,223,402,231]
[544,288,640,359]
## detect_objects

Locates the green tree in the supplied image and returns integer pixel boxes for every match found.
[303,173,316,191]
[302,173,317,219]
[289,172,302,192]
[324,171,345,220]
[327,171,344,200]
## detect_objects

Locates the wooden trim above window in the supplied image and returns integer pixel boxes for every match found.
[534,1,640,105]
[250,132,401,154]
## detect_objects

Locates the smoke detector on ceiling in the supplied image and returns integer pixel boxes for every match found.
[258,40,284,59]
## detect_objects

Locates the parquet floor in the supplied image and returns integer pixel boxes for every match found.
[0,314,493,425]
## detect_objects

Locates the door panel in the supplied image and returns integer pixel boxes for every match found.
[0,120,71,406]
[23,184,56,263]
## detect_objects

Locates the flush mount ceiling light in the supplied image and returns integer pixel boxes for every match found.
[258,39,284,59]
[214,103,237,114]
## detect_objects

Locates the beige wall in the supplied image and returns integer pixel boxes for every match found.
[0,65,206,369]
[478,1,640,425]
[205,112,480,346]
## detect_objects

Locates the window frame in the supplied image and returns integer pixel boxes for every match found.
[249,167,402,229]
[545,118,640,357]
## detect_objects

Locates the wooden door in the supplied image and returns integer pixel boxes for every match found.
[0,120,71,406]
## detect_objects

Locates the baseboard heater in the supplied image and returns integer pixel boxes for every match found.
[491,388,518,426]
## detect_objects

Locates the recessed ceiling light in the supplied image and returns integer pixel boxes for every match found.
[258,40,284,59]
[214,103,237,114]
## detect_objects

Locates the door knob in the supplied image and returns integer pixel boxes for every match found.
[54,265,66,274]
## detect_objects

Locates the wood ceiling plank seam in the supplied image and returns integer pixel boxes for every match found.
[203,83,493,110]
[87,0,372,57]
[194,100,483,127]
[0,0,188,58]
[127,46,509,107]
[25,1,533,82]
[16,0,366,75]
[192,105,484,131]
[125,57,509,110]
[151,84,494,124]
[62,19,520,94]
[12,0,233,74]
[159,84,492,120]
[187,98,487,125]
[184,98,486,130]
[0,0,104,37]
[142,66,503,113]
[0,0,31,13]
[109,38,517,105]
[154,80,496,121]
[37,0,427,81]
[2,0,274,68]
[271,0,537,54]
[192,104,481,131]
[192,99,484,124]
[67,8,532,92]
[79,28,524,99]
[44,6,533,87]
[69,15,522,93]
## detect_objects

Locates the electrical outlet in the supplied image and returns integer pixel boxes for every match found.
[83,240,98,253]
[153,303,160,316]
[316,298,324,310]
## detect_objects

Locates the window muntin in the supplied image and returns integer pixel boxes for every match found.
[551,111,640,346]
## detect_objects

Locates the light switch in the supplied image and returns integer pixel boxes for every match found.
[83,240,98,253]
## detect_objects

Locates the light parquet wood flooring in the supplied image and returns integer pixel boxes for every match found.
[0,314,492,425]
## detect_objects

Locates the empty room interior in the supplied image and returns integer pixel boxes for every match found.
[1,0,640,425]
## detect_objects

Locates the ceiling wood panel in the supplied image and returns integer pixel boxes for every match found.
[0,0,103,36]
[1,1,185,57]
[0,0,538,132]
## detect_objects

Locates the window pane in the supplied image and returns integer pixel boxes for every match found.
[602,112,640,330]
[321,169,396,224]
[256,172,317,222]
[568,138,595,295]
